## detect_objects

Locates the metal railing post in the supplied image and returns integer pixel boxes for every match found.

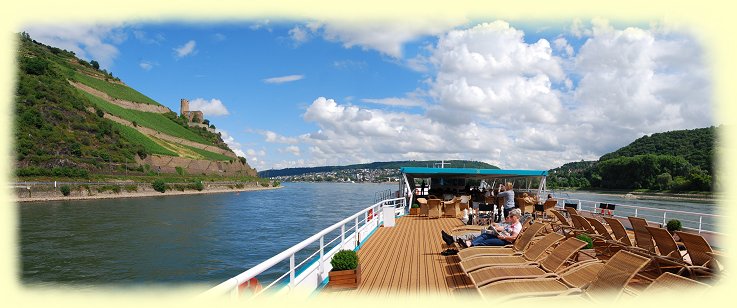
[634,208,638,217]
[698,216,703,234]
[662,212,667,226]
[289,254,295,289]
[319,236,324,275]
[355,216,359,245]
[341,225,345,245]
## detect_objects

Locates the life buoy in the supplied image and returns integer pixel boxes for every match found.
[367,209,373,221]
[238,277,262,295]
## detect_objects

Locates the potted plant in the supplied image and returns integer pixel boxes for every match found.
[575,233,596,261]
[328,250,360,289]
[410,203,420,215]
[666,219,682,235]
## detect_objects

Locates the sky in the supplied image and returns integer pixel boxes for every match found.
[23,18,715,172]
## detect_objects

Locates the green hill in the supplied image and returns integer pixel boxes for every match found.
[547,127,716,191]
[14,32,252,178]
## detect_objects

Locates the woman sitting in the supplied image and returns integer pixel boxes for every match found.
[441,209,523,248]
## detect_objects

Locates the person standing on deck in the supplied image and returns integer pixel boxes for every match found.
[497,182,515,219]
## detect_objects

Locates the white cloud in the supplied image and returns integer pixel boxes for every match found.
[296,19,466,58]
[361,97,425,107]
[139,61,156,71]
[249,20,272,32]
[133,30,164,44]
[281,146,301,156]
[262,131,299,144]
[217,129,245,158]
[288,26,310,44]
[263,74,304,84]
[188,98,230,116]
[24,23,124,69]
[212,33,226,42]
[174,40,197,58]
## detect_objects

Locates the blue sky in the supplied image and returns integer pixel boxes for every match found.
[24,18,714,171]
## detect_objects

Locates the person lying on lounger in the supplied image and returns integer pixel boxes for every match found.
[441,209,522,248]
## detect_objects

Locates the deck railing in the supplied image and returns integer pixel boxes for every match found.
[201,197,406,298]
[562,199,722,234]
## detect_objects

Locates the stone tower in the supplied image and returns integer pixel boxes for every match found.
[180,98,190,115]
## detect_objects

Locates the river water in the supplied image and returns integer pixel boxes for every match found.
[19,183,718,288]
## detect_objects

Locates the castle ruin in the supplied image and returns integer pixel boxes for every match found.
[180,99,204,123]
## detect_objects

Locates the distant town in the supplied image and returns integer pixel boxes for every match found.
[268,168,401,183]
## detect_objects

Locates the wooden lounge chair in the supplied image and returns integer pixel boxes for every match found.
[534,199,558,220]
[459,232,565,273]
[571,215,623,258]
[416,198,428,216]
[602,217,634,247]
[427,199,442,219]
[457,222,547,260]
[585,217,614,241]
[477,250,652,303]
[645,226,713,278]
[565,206,579,217]
[675,231,721,274]
[549,209,578,238]
[641,272,711,295]
[468,237,590,287]
[628,216,656,254]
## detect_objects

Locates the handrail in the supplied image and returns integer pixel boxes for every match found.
[201,197,404,297]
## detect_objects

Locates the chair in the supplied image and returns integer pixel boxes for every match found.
[646,226,713,278]
[585,217,614,241]
[641,272,711,295]
[416,198,428,216]
[457,222,547,260]
[534,199,558,219]
[467,237,590,287]
[443,198,460,218]
[427,199,441,219]
[459,232,565,273]
[549,209,578,238]
[602,217,634,247]
[628,217,656,254]
[565,206,579,217]
[675,231,721,273]
[476,250,652,303]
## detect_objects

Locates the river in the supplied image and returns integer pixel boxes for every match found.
[19,183,719,288]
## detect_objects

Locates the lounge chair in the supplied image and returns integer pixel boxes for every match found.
[427,199,442,219]
[565,206,579,217]
[585,217,614,241]
[467,237,590,287]
[640,272,711,295]
[602,217,634,247]
[628,217,656,253]
[457,222,547,260]
[675,231,722,274]
[549,209,578,238]
[459,232,565,273]
[476,250,652,303]
[645,226,713,278]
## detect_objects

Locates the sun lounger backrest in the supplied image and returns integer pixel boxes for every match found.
[565,206,578,216]
[675,231,716,269]
[512,222,546,251]
[571,215,596,234]
[602,217,633,246]
[643,272,710,294]
[522,232,565,261]
[550,210,571,227]
[645,226,681,259]
[585,250,652,301]
[586,217,614,240]
[628,216,656,253]
[539,237,588,273]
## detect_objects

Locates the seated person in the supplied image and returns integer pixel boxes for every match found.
[441,209,523,248]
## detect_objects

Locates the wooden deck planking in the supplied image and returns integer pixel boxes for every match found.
[321,215,473,297]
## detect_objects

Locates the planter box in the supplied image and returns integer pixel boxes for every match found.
[410,207,420,215]
[328,264,361,289]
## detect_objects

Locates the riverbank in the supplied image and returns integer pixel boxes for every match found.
[15,185,281,203]
[553,189,717,202]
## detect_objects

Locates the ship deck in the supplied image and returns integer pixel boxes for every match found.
[320,216,476,297]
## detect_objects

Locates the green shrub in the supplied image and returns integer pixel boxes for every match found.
[576,234,594,249]
[273,181,280,187]
[152,179,166,193]
[330,250,358,271]
[175,166,185,176]
[260,182,269,187]
[235,183,244,189]
[411,203,420,209]
[666,219,682,233]
[111,185,121,194]
[60,185,71,196]
[124,184,138,192]
[194,181,204,191]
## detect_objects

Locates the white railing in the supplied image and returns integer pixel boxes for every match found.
[200,197,406,298]
[561,199,722,234]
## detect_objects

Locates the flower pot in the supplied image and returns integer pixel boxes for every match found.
[410,207,420,215]
[328,264,361,289]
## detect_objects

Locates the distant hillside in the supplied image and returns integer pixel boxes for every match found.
[259,160,498,177]
[14,32,256,178]
[547,127,716,191]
